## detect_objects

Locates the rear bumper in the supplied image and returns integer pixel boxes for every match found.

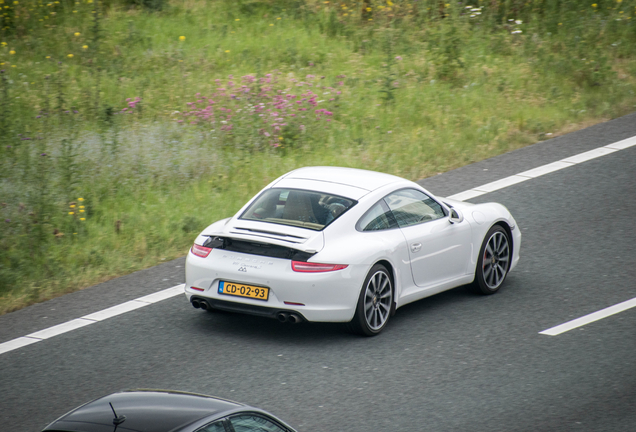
[185,249,364,323]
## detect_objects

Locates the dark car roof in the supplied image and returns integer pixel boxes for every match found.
[43,389,245,432]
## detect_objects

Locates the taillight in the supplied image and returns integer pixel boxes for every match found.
[291,261,348,272]
[191,244,212,258]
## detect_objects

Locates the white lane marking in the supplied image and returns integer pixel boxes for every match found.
[540,297,636,336]
[136,285,185,303]
[27,318,95,339]
[446,189,486,201]
[605,135,636,150]
[447,137,634,201]
[82,300,149,321]
[561,147,617,164]
[2,134,636,353]
[0,337,41,355]
[473,175,530,193]
[0,284,184,356]
[517,161,574,178]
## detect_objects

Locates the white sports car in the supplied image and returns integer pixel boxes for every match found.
[185,167,521,336]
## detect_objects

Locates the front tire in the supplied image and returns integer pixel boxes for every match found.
[470,225,511,294]
[347,264,393,336]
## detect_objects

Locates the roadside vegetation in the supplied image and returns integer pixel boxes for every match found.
[1,0,635,313]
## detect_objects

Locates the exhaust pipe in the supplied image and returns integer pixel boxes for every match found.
[191,299,201,309]
[277,312,289,323]
[199,300,209,310]
[288,313,302,324]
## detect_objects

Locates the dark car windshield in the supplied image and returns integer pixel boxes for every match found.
[240,188,356,231]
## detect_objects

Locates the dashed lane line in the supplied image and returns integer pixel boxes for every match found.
[539,297,636,336]
[1,134,636,356]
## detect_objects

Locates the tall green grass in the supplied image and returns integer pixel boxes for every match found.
[1,0,636,313]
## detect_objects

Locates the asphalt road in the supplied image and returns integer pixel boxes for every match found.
[1,113,636,432]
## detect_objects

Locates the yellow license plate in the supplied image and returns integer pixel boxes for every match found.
[218,281,269,301]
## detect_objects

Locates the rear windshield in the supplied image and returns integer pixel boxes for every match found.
[240,188,356,231]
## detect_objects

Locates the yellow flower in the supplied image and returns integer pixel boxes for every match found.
[366,7,372,11]
[72,10,76,12]
[235,18,240,21]
[78,197,84,201]
[79,209,85,213]
[67,53,73,58]
[278,136,283,140]
[74,32,80,36]
[9,50,15,55]
[617,0,622,3]
[445,3,450,7]
[269,23,274,26]
[70,205,76,208]
[13,1,18,4]
[558,22,562,25]
[592,3,597,7]
[46,55,50,59]
[225,49,230,53]
[11,65,16,68]
[1,42,6,46]
[277,17,281,19]
[343,13,348,15]
[69,211,74,215]
[79,205,85,209]
[179,35,185,41]
[387,0,394,5]
[82,45,88,49]
[80,218,85,221]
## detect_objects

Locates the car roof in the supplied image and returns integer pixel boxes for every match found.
[43,389,244,432]
[281,166,403,192]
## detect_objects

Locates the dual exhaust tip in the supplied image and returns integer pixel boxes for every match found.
[190,299,303,324]
[191,299,209,310]
[276,312,303,324]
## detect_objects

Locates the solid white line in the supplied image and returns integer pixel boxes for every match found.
[473,175,530,193]
[27,318,96,340]
[605,135,636,150]
[446,189,486,201]
[0,337,41,355]
[82,300,150,321]
[540,297,636,336]
[561,147,617,164]
[0,284,184,356]
[448,137,634,202]
[517,161,574,178]
[136,284,184,303]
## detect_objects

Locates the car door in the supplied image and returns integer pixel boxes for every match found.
[384,189,472,290]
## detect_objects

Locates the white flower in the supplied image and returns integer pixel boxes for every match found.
[511,30,523,34]
[515,19,523,25]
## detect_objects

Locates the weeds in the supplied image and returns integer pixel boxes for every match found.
[0,0,635,313]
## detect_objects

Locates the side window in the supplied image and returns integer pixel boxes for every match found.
[229,414,286,432]
[198,420,227,432]
[356,200,398,232]
[383,189,446,228]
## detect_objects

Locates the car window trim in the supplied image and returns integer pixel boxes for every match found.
[238,187,358,232]
[355,199,400,232]
[382,187,449,228]
[226,411,292,432]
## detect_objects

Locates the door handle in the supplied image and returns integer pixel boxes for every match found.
[411,243,422,253]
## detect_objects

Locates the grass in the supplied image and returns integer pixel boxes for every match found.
[1,0,636,314]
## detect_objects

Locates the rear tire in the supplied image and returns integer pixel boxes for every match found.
[469,225,511,295]
[347,264,393,336]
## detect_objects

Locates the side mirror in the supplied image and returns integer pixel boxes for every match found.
[449,208,464,224]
